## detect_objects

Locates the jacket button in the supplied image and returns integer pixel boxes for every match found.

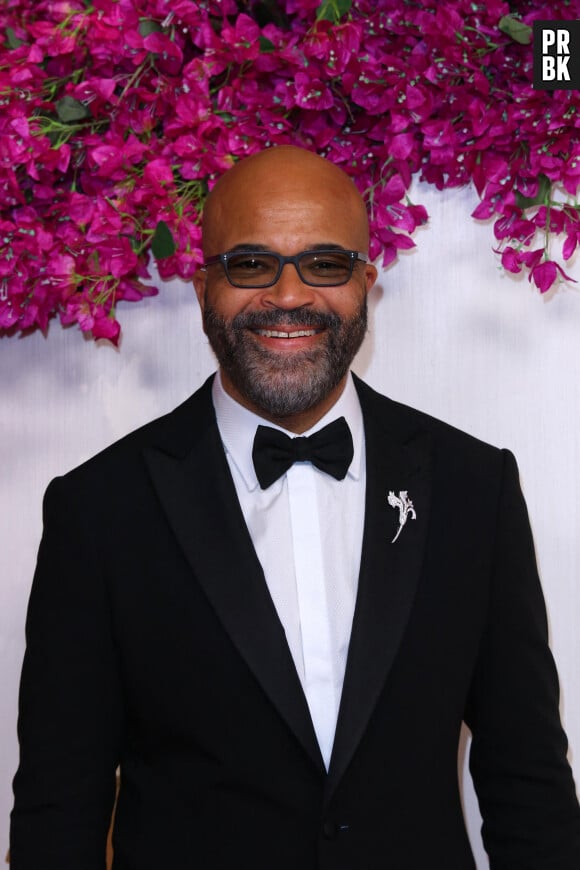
[322,821,338,840]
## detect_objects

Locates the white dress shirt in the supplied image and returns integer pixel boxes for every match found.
[212,372,366,769]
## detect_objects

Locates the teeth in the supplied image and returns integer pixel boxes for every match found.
[255,329,318,338]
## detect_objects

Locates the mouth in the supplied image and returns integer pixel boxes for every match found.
[248,325,326,350]
[253,328,322,339]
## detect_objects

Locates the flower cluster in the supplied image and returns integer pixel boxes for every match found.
[1,0,579,343]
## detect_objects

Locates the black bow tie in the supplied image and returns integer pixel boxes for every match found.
[252,417,354,490]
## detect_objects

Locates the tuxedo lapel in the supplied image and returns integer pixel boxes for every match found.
[142,378,324,773]
[325,378,433,798]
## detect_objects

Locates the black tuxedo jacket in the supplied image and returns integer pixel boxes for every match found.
[11,375,580,869]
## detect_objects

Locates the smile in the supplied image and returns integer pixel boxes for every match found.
[253,329,321,338]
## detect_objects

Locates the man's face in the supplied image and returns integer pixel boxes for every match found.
[194,151,377,424]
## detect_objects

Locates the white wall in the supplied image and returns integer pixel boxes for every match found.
[1,181,579,866]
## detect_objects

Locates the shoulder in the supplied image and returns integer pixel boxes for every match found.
[46,375,216,499]
[353,374,511,487]
[354,375,501,454]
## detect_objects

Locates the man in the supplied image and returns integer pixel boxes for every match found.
[10,146,580,868]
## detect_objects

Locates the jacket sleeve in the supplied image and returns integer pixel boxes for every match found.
[10,475,124,869]
[465,449,580,868]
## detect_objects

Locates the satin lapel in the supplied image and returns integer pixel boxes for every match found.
[142,384,324,773]
[325,381,433,798]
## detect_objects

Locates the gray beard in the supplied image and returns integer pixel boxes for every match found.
[203,298,368,418]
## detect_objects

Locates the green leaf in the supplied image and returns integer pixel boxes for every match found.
[56,96,91,123]
[259,36,276,53]
[316,0,352,23]
[139,19,163,37]
[498,14,532,45]
[151,220,176,259]
[515,174,551,209]
[6,26,23,49]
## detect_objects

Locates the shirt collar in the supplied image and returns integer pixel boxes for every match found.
[212,370,365,492]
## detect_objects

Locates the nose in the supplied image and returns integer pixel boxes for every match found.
[259,262,316,309]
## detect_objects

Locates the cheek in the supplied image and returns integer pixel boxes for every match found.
[204,282,256,320]
[320,284,366,317]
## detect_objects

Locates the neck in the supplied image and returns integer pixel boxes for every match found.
[219,370,348,434]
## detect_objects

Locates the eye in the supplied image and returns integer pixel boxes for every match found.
[312,259,344,271]
[304,253,351,274]
[227,254,275,273]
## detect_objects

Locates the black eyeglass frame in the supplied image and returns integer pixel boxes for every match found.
[202,248,369,288]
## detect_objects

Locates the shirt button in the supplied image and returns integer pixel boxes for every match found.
[322,821,338,840]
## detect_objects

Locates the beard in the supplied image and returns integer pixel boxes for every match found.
[202,297,368,418]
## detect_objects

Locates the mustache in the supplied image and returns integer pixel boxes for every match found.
[230,308,341,330]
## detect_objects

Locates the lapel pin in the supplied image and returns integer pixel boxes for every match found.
[387,490,416,543]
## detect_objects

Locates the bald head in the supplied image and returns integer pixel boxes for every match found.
[201,145,370,257]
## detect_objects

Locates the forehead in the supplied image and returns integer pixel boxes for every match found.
[203,161,369,254]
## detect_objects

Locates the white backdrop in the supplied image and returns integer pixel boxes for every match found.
[1,181,579,866]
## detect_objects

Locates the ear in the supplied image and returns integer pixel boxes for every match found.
[193,269,207,317]
[364,263,378,295]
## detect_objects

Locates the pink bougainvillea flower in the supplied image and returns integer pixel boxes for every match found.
[493,210,535,244]
[294,72,335,111]
[92,312,121,345]
[529,260,576,293]
[98,238,139,280]
[217,13,262,64]
[519,249,545,270]
[530,262,557,293]
[533,207,567,235]
[143,32,184,76]
[562,209,580,260]
[88,134,148,179]
[1,0,580,343]
[499,247,523,275]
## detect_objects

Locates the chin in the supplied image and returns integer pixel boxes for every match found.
[228,355,345,419]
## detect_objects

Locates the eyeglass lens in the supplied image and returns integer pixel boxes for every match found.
[226,251,354,287]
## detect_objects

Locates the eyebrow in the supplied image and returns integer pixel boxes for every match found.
[225,243,349,253]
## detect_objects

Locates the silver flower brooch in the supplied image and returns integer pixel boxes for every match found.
[387,490,417,543]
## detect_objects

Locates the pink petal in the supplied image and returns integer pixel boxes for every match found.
[530,261,556,293]
[563,234,578,261]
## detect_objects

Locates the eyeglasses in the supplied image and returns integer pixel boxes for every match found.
[202,248,369,288]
